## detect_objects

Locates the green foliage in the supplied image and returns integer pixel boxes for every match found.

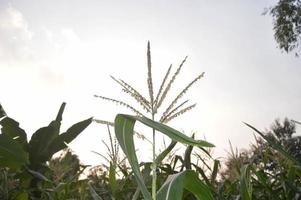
[94,42,208,199]
[266,0,301,55]
[0,102,92,199]
[214,118,301,200]
[157,170,214,200]
[0,134,28,170]
[108,162,117,199]
[114,114,214,199]
[239,165,252,200]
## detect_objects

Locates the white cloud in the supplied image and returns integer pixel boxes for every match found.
[0,4,34,62]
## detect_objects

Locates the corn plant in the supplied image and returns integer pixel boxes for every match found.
[91,126,130,200]
[114,114,214,200]
[94,42,209,199]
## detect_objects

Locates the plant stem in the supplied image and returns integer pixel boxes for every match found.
[151,112,157,200]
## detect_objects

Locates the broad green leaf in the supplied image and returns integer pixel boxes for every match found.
[0,104,6,118]
[48,117,92,156]
[244,122,301,167]
[239,164,252,200]
[156,170,214,200]
[28,103,66,164]
[114,114,214,200]
[0,134,28,169]
[0,117,27,146]
[137,115,214,147]
[114,114,151,199]
[55,102,66,122]
[28,122,60,164]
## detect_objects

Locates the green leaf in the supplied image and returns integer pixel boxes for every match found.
[28,122,60,164]
[192,163,211,187]
[48,117,92,156]
[0,117,27,146]
[155,140,177,165]
[27,103,66,164]
[184,134,195,170]
[114,114,214,200]
[0,134,28,169]
[210,160,219,184]
[156,170,214,200]
[25,167,51,182]
[114,114,151,199]
[55,102,66,122]
[109,162,117,198]
[140,116,214,147]
[239,164,252,200]
[0,104,6,118]
[28,103,68,162]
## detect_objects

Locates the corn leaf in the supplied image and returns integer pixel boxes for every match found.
[156,170,214,200]
[155,140,177,165]
[184,134,195,170]
[211,160,220,184]
[109,162,117,198]
[114,114,214,200]
[239,164,252,200]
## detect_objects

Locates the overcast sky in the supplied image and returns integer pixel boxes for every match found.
[0,0,300,166]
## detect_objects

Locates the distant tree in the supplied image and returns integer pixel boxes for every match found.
[266,0,301,56]
[221,118,300,179]
[251,118,301,171]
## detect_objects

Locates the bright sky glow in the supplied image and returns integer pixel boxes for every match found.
[0,0,300,166]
